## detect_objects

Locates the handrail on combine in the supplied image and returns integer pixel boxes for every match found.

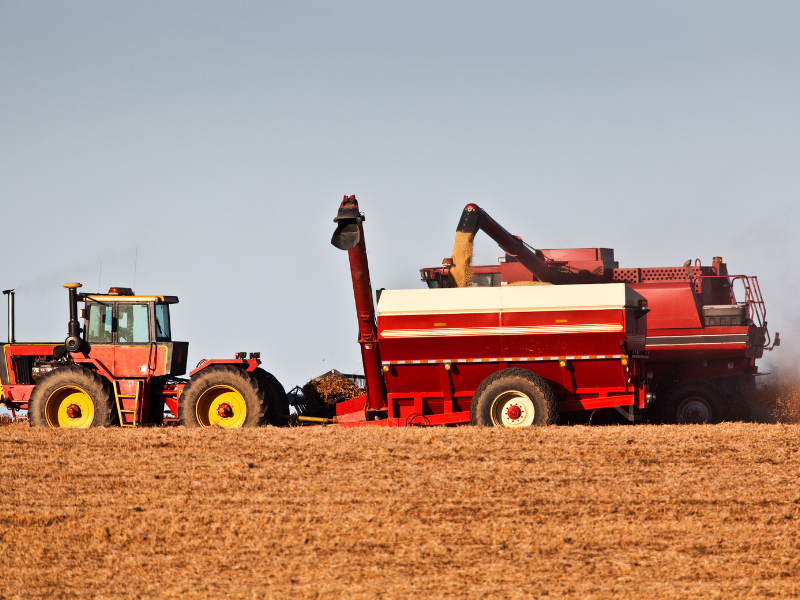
[693,274,770,348]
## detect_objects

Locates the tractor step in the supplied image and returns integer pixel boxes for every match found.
[113,380,143,427]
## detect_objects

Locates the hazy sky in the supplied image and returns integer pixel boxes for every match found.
[2,1,798,390]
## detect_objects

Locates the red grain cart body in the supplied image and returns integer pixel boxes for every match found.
[330,196,653,427]
[335,283,650,426]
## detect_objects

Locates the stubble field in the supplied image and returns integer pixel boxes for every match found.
[1,423,799,599]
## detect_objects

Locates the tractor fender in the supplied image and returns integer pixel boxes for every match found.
[189,358,260,377]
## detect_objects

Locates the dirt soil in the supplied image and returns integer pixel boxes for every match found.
[1,423,799,599]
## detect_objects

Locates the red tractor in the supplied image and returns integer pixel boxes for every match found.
[0,284,287,428]
[419,204,780,423]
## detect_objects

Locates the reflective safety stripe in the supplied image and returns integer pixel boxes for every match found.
[381,355,624,365]
[647,334,749,346]
[380,324,622,339]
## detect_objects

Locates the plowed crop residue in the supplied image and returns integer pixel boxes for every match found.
[757,377,800,424]
[2,424,799,599]
[301,374,363,407]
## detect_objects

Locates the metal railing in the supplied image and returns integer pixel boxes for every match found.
[694,274,770,348]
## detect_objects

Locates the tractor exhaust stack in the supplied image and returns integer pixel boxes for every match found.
[332,196,387,412]
[2,290,14,343]
[63,283,83,353]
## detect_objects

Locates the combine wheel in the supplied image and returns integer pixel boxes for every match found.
[470,368,559,427]
[660,380,725,424]
[28,366,115,428]
[252,368,289,426]
[179,365,266,428]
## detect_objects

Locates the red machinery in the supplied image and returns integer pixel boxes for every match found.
[419,204,780,423]
[331,196,651,426]
[0,286,287,428]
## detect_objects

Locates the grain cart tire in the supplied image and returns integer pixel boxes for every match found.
[179,365,266,428]
[660,380,725,424]
[252,368,290,426]
[470,368,559,427]
[28,366,115,428]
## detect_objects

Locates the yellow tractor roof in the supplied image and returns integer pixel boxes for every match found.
[67,284,178,304]
[80,294,179,304]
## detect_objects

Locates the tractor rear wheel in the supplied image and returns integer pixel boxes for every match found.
[470,368,559,427]
[179,365,266,428]
[252,368,289,426]
[660,380,725,424]
[29,366,115,428]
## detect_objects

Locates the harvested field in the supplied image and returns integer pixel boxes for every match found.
[2,423,799,599]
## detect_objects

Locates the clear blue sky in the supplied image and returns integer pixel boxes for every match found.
[1,1,798,390]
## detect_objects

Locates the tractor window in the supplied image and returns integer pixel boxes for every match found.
[117,304,150,343]
[86,304,112,343]
[154,304,171,341]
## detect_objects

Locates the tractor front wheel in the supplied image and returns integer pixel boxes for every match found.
[179,365,266,428]
[470,368,559,427]
[29,366,115,428]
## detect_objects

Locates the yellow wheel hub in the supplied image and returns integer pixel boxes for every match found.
[196,385,247,427]
[45,386,95,428]
[490,390,535,427]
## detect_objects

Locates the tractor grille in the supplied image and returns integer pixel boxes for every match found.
[11,356,32,385]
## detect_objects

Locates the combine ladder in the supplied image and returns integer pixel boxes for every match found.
[113,380,143,427]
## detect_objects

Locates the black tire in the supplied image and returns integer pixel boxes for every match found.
[28,366,115,428]
[179,365,266,428]
[470,368,559,427]
[252,368,289,426]
[659,380,725,424]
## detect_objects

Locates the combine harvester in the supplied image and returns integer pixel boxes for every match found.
[1,196,652,428]
[419,204,780,423]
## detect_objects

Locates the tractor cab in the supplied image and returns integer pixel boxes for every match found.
[76,287,188,379]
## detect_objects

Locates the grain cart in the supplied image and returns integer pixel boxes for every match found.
[419,204,779,423]
[0,286,287,428]
[330,196,651,427]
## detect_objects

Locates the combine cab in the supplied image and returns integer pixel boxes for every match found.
[419,204,779,423]
[0,285,287,428]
